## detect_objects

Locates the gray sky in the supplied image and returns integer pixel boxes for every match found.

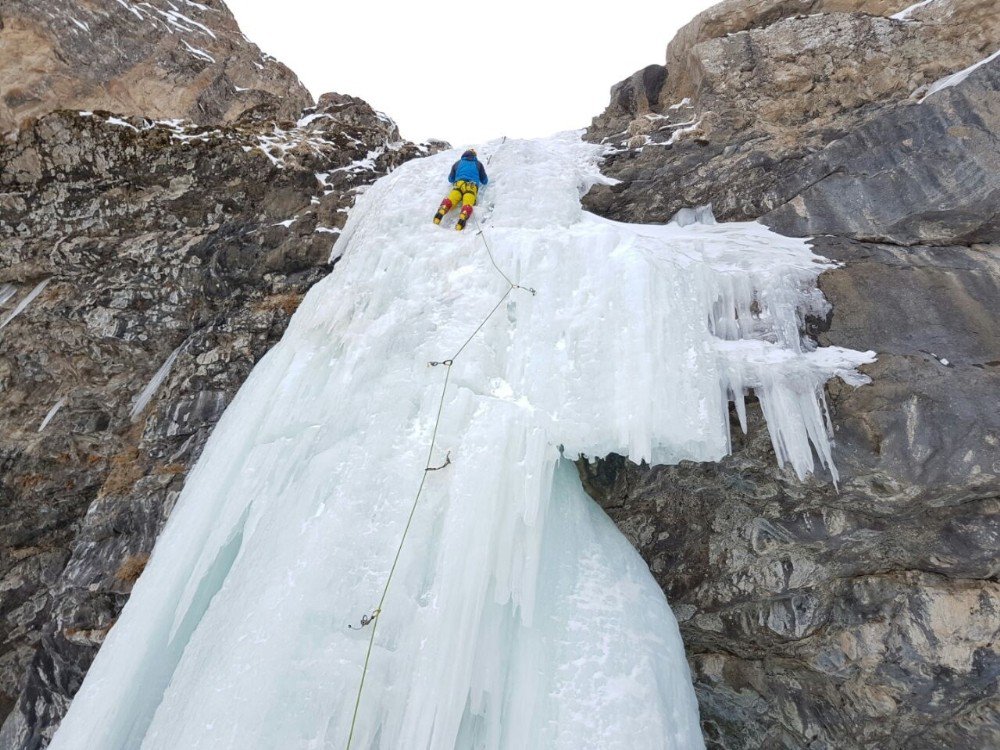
[227,0,717,146]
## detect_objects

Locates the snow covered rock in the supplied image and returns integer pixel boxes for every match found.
[0,0,312,133]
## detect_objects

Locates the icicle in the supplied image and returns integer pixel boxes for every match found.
[0,278,51,330]
[129,344,184,422]
[38,397,66,432]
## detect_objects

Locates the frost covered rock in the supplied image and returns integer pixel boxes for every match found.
[0,0,312,133]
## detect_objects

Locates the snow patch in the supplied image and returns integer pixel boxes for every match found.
[150,6,217,38]
[666,118,701,144]
[113,0,144,21]
[106,116,139,131]
[181,39,215,63]
[891,0,937,20]
[296,112,330,128]
[0,283,17,307]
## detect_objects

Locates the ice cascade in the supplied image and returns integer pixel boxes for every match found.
[50,133,873,750]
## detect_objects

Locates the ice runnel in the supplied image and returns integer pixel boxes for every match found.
[51,132,873,750]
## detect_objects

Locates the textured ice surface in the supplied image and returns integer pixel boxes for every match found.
[50,132,873,750]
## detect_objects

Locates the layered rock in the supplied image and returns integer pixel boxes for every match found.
[0,0,312,133]
[0,96,440,747]
[583,1,1000,747]
[585,0,999,230]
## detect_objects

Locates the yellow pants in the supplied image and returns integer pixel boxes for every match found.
[443,180,478,212]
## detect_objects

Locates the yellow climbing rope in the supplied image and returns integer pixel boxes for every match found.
[345,140,532,750]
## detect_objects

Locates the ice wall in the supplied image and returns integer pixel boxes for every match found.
[50,132,872,750]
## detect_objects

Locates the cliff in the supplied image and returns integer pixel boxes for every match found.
[582,1,999,747]
[0,3,442,742]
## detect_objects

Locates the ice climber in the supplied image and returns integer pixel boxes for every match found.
[433,148,488,231]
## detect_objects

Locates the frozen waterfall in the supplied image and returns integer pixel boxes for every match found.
[50,132,873,750]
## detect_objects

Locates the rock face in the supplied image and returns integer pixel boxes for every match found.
[580,0,1000,747]
[0,95,439,747]
[585,0,999,230]
[0,0,312,133]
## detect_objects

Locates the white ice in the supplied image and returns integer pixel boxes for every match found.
[129,343,183,422]
[890,0,938,20]
[920,48,1000,101]
[0,278,51,331]
[50,132,874,750]
[38,397,66,432]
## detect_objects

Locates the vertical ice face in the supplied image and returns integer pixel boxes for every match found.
[50,133,872,750]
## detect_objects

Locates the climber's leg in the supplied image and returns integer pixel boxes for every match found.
[433,184,464,225]
[455,184,478,232]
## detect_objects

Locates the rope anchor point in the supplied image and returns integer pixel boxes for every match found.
[348,608,381,630]
[425,451,452,472]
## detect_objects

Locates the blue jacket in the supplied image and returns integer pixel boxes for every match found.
[449,154,488,186]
